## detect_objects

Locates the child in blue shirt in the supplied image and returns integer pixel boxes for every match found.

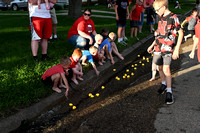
[100,32,124,64]
[81,46,100,75]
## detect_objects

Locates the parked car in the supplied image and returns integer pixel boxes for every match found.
[9,0,28,11]
[0,0,8,11]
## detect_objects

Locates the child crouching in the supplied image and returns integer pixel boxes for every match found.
[100,32,124,64]
[93,34,106,65]
[69,48,83,85]
[81,45,100,75]
[42,56,71,96]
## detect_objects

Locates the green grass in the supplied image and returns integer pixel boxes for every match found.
[0,1,195,116]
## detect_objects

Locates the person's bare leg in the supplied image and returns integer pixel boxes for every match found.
[77,63,83,80]
[51,73,62,93]
[134,27,138,37]
[122,27,125,38]
[130,27,134,37]
[149,62,157,81]
[40,38,48,54]
[59,75,66,88]
[158,65,166,83]
[81,55,88,66]
[163,65,171,88]
[71,72,79,85]
[31,40,40,56]
[149,70,157,81]
[111,43,124,60]
[117,27,123,41]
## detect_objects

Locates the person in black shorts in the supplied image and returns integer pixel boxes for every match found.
[115,0,129,45]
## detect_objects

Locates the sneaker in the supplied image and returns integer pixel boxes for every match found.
[54,34,57,39]
[157,84,167,94]
[50,35,53,40]
[33,56,39,62]
[118,41,127,46]
[184,36,187,42]
[165,92,174,105]
[41,55,51,61]
[123,36,128,41]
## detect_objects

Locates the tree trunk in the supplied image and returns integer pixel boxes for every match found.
[68,0,82,18]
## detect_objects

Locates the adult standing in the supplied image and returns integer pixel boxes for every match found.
[50,7,58,39]
[115,0,129,45]
[67,9,97,50]
[29,0,57,61]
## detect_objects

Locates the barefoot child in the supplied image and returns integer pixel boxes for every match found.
[81,46,100,75]
[181,8,198,42]
[100,32,124,64]
[69,48,84,85]
[42,56,71,96]
[93,34,106,65]
[147,0,183,105]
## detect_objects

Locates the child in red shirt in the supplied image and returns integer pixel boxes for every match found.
[42,56,71,96]
[130,0,144,40]
[69,48,83,85]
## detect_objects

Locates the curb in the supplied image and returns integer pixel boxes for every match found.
[0,34,154,133]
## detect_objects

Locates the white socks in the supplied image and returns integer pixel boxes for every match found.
[118,38,123,42]
[162,81,166,85]
[166,88,172,93]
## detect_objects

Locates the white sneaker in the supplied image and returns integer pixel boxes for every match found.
[50,35,53,39]
[123,36,128,41]
[118,41,127,46]
[184,36,187,42]
[54,34,57,39]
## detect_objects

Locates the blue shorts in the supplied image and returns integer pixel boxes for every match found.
[68,34,95,50]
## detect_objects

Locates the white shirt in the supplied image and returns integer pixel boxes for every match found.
[29,3,51,18]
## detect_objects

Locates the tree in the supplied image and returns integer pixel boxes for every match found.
[68,0,82,18]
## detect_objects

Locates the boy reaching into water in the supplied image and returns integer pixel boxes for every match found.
[93,34,106,66]
[42,56,71,96]
[147,0,183,104]
[100,32,124,64]
[69,48,83,85]
[81,46,100,75]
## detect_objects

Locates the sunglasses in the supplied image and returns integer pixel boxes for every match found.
[84,13,91,16]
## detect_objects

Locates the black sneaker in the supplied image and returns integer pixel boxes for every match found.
[41,55,51,61]
[157,84,167,94]
[165,92,174,105]
[33,56,39,62]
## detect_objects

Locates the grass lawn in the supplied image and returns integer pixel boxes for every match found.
[0,0,195,117]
